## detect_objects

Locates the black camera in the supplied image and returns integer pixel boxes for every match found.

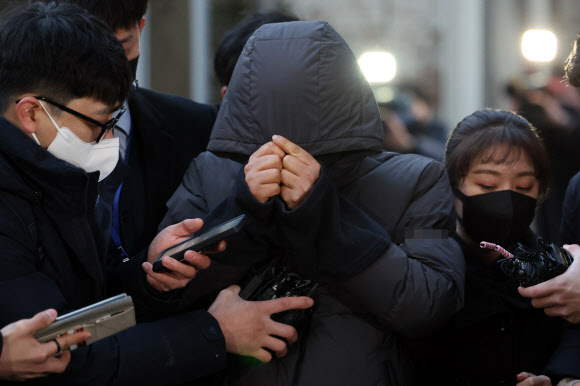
[498,238,573,287]
[239,263,319,328]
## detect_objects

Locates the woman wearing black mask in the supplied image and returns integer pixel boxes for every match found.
[413,109,580,385]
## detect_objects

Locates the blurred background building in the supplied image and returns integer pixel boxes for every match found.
[0,0,574,128]
[133,0,579,124]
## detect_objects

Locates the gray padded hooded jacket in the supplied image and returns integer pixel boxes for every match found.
[161,21,465,386]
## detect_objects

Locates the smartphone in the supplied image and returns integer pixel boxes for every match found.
[35,293,135,349]
[152,214,246,273]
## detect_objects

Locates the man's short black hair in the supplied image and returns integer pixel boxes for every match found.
[61,0,148,31]
[214,11,299,87]
[0,1,131,113]
[565,34,580,90]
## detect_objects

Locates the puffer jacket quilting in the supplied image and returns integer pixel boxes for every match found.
[161,21,465,386]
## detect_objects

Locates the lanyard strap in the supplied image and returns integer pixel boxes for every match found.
[111,120,133,261]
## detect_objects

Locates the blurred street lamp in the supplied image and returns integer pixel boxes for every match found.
[521,29,557,62]
[358,51,397,83]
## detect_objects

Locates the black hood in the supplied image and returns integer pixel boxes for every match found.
[208,21,384,157]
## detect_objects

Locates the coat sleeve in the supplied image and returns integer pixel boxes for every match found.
[0,200,226,385]
[275,166,392,280]
[160,154,286,308]
[161,154,279,266]
[159,155,211,231]
[128,154,250,317]
[560,171,580,245]
[105,249,192,322]
[335,160,466,337]
[544,324,580,380]
[41,310,226,386]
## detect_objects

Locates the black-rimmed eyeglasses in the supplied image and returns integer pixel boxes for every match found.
[17,96,125,143]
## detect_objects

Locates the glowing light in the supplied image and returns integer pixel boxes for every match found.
[521,30,557,62]
[373,85,396,103]
[358,51,396,83]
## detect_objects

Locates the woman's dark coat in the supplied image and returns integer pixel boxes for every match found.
[413,234,580,385]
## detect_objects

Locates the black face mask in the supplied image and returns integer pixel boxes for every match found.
[129,55,139,83]
[455,189,537,247]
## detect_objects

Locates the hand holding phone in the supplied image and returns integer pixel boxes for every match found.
[144,218,220,292]
[35,294,135,348]
[152,215,246,273]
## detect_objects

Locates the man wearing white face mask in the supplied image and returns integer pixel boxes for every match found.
[33,97,123,182]
[0,2,225,383]
[0,2,316,384]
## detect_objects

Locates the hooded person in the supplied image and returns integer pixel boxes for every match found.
[161,21,465,385]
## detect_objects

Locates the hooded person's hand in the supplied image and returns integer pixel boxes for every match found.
[244,141,285,204]
[272,135,321,210]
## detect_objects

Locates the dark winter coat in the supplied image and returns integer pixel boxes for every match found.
[561,170,580,244]
[413,233,580,385]
[114,87,217,258]
[160,21,465,385]
[0,117,226,385]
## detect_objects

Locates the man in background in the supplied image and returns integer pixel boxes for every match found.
[66,0,218,265]
[214,11,299,98]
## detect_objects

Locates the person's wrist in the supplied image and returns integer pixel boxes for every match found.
[207,308,231,352]
[236,170,275,221]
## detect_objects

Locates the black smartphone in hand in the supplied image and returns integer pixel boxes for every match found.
[152,215,246,273]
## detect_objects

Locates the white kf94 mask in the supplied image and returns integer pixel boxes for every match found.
[34,101,119,182]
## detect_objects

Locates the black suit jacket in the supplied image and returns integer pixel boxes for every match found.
[117,88,218,257]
